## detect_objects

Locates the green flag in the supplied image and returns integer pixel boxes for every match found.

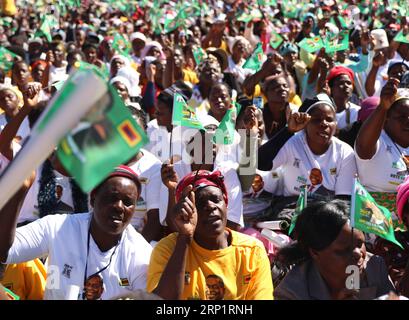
[243,43,264,71]
[288,185,307,235]
[270,31,284,49]
[164,9,187,33]
[172,93,204,130]
[351,178,403,249]
[112,34,131,57]
[325,30,350,53]
[56,78,148,193]
[37,15,59,42]
[0,47,18,72]
[394,30,409,44]
[213,103,241,145]
[297,36,324,53]
[192,46,207,66]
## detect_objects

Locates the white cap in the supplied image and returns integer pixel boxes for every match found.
[370,29,389,50]
[130,32,147,43]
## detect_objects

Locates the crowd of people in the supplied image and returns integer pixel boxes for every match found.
[0,0,409,300]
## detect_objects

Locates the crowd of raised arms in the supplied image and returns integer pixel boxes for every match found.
[0,0,409,301]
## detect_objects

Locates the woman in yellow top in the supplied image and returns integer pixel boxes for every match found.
[0,259,46,300]
[147,171,273,300]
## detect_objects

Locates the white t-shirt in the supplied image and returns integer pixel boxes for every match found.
[336,102,361,130]
[355,130,409,192]
[158,161,244,227]
[128,149,161,232]
[6,213,152,300]
[242,169,282,216]
[272,131,357,198]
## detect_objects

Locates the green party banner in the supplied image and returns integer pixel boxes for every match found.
[351,178,403,249]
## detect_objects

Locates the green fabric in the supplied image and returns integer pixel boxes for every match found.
[56,70,148,193]
[288,185,307,235]
[172,93,204,130]
[297,36,324,53]
[352,180,403,249]
[394,30,409,44]
[243,43,264,72]
[213,103,241,145]
[0,47,18,72]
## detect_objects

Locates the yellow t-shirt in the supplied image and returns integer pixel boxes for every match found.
[1,259,47,300]
[183,69,199,85]
[147,229,274,300]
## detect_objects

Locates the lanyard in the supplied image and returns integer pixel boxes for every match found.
[82,223,120,300]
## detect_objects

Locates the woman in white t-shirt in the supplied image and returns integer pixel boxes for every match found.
[0,165,152,300]
[355,79,409,215]
[270,94,357,222]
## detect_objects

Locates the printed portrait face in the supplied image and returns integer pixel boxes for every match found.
[84,274,104,300]
[205,275,225,300]
[309,168,323,186]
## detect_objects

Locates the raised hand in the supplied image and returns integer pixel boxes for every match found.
[161,163,179,190]
[379,77,400,111]
[287,112,311,133]
[171,184,197,238]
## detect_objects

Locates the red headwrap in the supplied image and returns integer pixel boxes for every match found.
[175,170,228,206]
[94,165,140,192]
[31,60,48,70]
[326,66,354,85]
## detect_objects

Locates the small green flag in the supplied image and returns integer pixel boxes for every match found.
[213,103,241,145]
[288,185,307,235]
[351,178,403,249]
[394,30,409,44]
[0,47,18,72]
[56,71,149,192]
[325,30,350,53]
[112,34,132,57]
[270,31,284,49]
[172,93,204,130]
[243,43,264,71]
[297,36,324,53]
[164,9,187,33]
[4,287,20,300]
[37,15,59,42]
[192,46,207,66]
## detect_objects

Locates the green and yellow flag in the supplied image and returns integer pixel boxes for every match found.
[213,103,241,145]
[270,30,284,49]
[112,34,132,57]
[394,30,409,44]
[297,36,324,53]
[351,178,403,249]
[192,46,207,66]
[243,43,264,71]
[172,93,204,130]
[288,185,307,235]
[56,71,148,193]
[324,30,350,53]
[0,47,18,72]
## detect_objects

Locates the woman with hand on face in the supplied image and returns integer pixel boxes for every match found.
[355,79,409,216]
[267,94,357,224]
[274,200,394,300]
[147,170,273,300]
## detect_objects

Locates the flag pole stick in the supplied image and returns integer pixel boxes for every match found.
[169,129,173,165]
[350,175,358,279]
